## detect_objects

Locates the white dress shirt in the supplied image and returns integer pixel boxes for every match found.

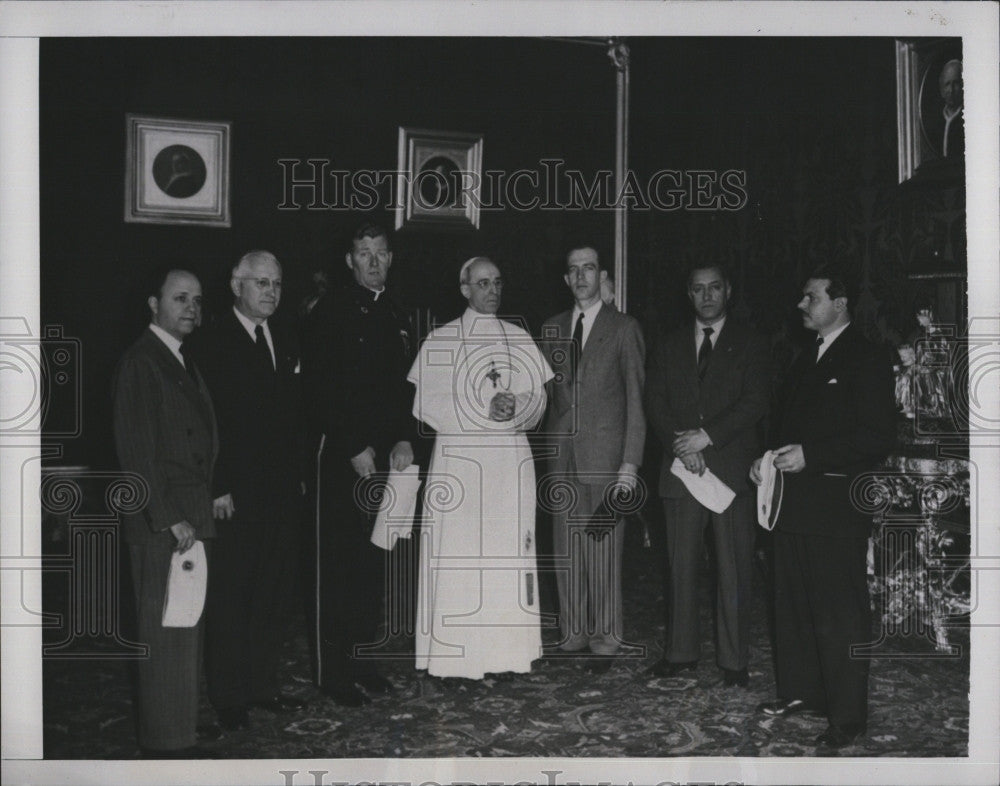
[233,306,274,368]
[571,299,603,351]
[816,321,850,362]
[148,323,185,368]
[694,315,726,354]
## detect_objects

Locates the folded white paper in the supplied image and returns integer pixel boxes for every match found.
[756,450,784,531]
[670,457,736,513]
[370,465,421,551]
[162,540,207,628]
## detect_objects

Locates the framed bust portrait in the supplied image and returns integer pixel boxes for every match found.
[124,114,232,227]
[896,38,964,184]
[395,127,484,230]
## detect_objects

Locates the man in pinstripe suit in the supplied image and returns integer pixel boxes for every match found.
[113,268,218,757]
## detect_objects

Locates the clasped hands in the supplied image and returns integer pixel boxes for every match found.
[489,391,516,422]
[672,428,712,476]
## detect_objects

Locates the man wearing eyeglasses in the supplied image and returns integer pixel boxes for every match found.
[301,223,416,706]
[407,256,553,679]
[189,250,306,731]
[541,244,646,672]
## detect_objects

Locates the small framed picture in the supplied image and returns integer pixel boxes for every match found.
[395,127,484,231]
[124,114,231,227]
[896,39,964,184]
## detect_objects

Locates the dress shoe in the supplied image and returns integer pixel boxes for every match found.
[756,697,822,717]
[722,667,749,687]
[815,723,866,749]
[196,722,222,743]
[216,705,250,731]
[321,683,371,707]
[355,673,394,695]
[646,658,697,678]
[139,744,214,759]
[252,693,306,712]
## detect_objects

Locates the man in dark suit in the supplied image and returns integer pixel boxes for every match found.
[113,268,217,757]
[752,265,896,749]
[190,250,306,731]
[542,244,645,671]
[645,263,770,686]
[301,222,415,707]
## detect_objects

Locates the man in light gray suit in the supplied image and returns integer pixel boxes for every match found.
[113,268,218,757]
[541,244,646,672]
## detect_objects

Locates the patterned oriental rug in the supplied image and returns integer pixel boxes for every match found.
[43,522,968,759]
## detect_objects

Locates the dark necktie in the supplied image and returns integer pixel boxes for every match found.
[179,343,199,387]
[811,335,824,364]
[254,324,274,372]
[697,326,714,380]
[572,312,585,352]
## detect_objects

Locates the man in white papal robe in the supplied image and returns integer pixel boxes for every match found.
[408,257,553,679]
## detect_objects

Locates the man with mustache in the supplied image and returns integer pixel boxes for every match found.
[752,265,896,749]
[645,262,770,688]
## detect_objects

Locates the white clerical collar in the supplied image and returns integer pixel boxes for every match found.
[148,322,185,366]
[369,286,385,301]
[817,321,850,360]
[232,305,269,340]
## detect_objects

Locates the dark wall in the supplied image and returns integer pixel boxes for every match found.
[625,38,966,355]
[41,37,617,466]
[40,37,965,468]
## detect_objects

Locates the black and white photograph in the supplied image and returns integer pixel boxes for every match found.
[1,3,998,786]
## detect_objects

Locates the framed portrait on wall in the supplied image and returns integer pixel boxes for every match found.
[896,38,964,184]
[124,114,231,227]
[395,126,483,230]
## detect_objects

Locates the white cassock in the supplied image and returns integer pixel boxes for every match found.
[407,308,553,678]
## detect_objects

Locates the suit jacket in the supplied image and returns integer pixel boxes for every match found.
[646,318,770,498]
[112,328,218,545]
[542,303,646,478]
[189,309,304,516]
[772,324,896,537]
[301,282,416,467]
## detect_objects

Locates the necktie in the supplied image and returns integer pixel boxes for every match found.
[697,326,714,380]
[254,324,274,372]
[179,343,199,387]
[572,312,585,352]
[812,335,824,364]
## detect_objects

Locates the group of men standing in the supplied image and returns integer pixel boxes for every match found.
[112,220,895,757]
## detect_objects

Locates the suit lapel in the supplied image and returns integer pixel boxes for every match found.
[580,304,612,371]
[672,325,701,401]
[145,329,215,430]
[700,319,737,386]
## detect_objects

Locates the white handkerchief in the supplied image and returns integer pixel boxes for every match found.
[370,465,421,551]
[162,540,207,628]
[670,457,736,514]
